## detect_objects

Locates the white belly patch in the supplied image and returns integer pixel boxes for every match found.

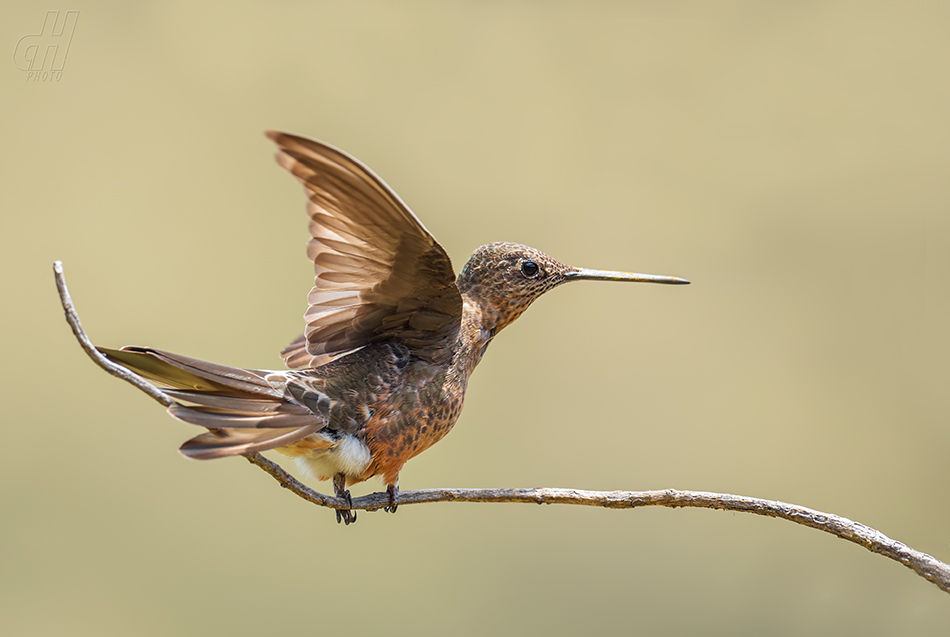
[294,434,372,481]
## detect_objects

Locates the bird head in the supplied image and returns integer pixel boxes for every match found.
[456,242,689,333]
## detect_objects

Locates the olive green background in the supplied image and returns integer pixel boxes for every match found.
[3,2,949,635]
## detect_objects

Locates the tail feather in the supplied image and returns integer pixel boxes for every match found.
[164,390,311,415]
[179,425,323,460]
[99,347,279,397]
[99,346,325,459]
[168,405,319,429]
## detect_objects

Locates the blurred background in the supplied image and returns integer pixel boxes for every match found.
[2,2,949,634]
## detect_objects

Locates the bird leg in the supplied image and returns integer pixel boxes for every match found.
[333,473,356,525]
[384,482,399,514]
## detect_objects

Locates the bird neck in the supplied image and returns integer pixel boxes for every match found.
[447,293,504,382]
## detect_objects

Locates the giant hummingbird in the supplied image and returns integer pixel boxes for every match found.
[99,132,690,524]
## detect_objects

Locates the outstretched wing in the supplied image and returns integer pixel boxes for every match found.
[266,132,462,368]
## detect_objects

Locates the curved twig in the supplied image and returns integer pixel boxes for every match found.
[55,260,950,595]
[54,261,175,409]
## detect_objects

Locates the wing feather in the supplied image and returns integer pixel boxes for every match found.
[266,131,462,368]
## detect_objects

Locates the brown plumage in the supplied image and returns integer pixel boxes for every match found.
[99,131,689,524]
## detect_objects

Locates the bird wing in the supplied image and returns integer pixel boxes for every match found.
[266,132,463,368]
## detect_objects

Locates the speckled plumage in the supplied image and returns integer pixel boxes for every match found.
[98,132,688,524]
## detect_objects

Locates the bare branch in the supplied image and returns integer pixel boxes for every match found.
[54,261,174,409]
[55,260,950,595]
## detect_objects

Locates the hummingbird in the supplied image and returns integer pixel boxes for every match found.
[99,132,689,524]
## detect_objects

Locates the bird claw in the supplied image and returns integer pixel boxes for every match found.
[334,474,357,525]
[384,483,399,514]
[335,490,357,525]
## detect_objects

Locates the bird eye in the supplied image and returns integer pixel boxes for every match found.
[520,260,539,277]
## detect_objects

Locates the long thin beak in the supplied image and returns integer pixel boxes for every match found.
[565,268,690,285]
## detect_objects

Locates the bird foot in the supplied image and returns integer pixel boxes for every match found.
[335,494,357,525]
[384,483,399,514]
[333,474,357,525]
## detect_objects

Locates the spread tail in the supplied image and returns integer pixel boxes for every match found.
[98,347,322,459]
